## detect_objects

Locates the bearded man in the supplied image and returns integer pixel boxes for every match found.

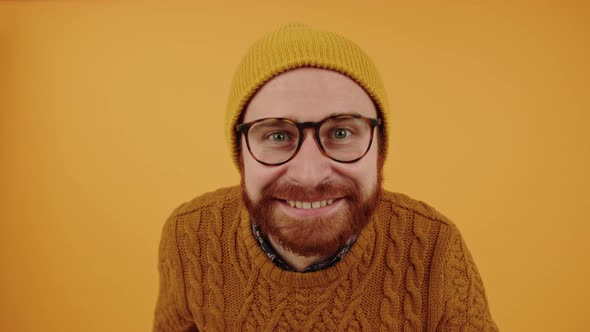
[153,24,498,331]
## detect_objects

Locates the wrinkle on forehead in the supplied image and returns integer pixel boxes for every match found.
[243,67,377,123]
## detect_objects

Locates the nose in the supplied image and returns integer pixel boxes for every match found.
[285,129,333,186]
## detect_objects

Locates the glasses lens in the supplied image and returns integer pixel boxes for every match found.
[247,119,299,164]
[319,116,372,161]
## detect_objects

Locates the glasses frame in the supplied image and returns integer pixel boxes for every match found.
[236,113,382,166]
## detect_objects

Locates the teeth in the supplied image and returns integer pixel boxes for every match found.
[286,199,336,209]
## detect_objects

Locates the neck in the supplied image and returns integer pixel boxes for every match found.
[267,235,331,272]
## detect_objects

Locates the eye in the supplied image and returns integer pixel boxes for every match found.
[332,128,351,139]
[269,131,289,142]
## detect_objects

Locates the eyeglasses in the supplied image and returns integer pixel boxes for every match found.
[236,113,381,166]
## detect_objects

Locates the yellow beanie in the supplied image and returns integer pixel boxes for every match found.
[225,23,390,169]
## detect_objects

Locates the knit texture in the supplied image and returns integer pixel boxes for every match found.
[153,186,498,331]
[225,24,390,170]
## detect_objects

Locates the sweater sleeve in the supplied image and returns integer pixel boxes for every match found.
[153,203,198,332]
[438,225,499,331]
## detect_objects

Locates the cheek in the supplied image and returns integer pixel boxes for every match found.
[358,155,379,193]
[243,155,262,201]
[242,142,282,202]
[336,136,379,193]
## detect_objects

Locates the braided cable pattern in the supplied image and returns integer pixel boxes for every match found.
[204,206,225,331]
[443,228,499,331]
[359,308,373,332]
[331,280,349,327]
[154,257,190,331]
[322,303,339,331]
[301,282,341,331]
[337,220,378,330]
[293,289,309,328]
[282,307,299,330]
[349,318,361,331]
[228,203,257,331]
[403,212,431,331]
[379,203,404,331]
[233,268,260,329]
[183,210,205,327]
[445,227,469,329]
[254,276,272,328]
[153,202,199,332]
[249,306,266,331]
[233,216,251,284]
[262,281,291,331]
[243,312,257,332]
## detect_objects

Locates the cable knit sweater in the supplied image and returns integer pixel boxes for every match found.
[153,186,497,331]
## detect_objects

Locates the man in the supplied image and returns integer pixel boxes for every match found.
[154,24,497,331]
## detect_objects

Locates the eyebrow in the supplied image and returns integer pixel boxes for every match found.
[264,111,364,123]
[253,119,294,128]
[326,111,363,118]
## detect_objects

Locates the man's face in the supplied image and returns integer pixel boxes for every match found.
[241,67,382,257]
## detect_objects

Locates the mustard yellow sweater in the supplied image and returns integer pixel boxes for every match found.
[154,186,497,331]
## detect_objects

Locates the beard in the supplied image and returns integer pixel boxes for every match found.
[241,173,382,258]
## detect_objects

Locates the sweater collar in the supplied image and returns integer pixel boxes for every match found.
[239,200,383,288]
[250,221,357,273]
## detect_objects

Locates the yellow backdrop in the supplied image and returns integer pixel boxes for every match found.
[1,1,589,331]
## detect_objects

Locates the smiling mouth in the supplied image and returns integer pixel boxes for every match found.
[283,199,338,209]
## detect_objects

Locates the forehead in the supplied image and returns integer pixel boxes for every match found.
[243,67,377,123]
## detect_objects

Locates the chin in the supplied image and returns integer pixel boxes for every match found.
[269,202,356,257]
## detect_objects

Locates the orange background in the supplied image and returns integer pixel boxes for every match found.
[1,1,589,331]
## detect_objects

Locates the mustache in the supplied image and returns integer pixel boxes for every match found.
[262,180,358,202]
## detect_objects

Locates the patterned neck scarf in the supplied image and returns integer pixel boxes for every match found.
[251,222,356,273]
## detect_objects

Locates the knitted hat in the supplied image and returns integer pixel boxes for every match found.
[225,23,390,169]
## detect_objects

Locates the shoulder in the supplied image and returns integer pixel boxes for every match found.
[158,185,243,272]
[160,185,242,244]
[380,189,456,228]
[172,185,242,217]
[377,191,497,329]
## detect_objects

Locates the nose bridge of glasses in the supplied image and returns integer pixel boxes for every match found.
[288,125,333,179]
[297,121,324,150]
[297,126,319,150]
